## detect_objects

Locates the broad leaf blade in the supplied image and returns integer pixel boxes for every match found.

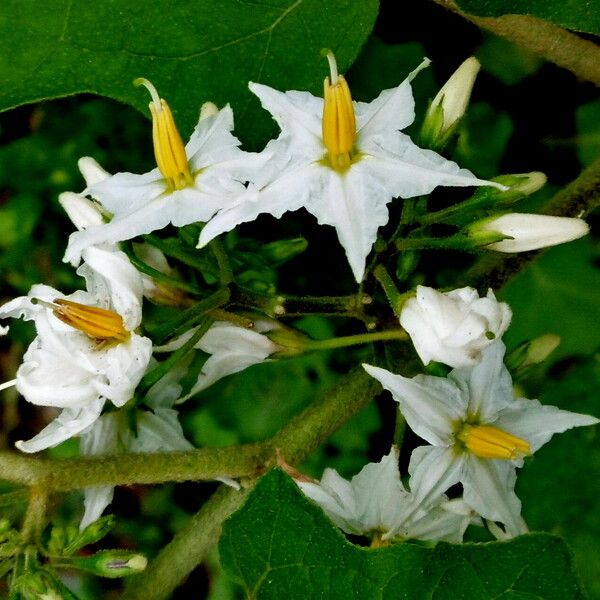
[0,0,378,147]
[220,469,585,599]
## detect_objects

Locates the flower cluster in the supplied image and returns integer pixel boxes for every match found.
[0,53,595,539]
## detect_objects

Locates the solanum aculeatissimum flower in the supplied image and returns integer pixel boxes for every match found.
[0,246,152,452]
[470,213,590,252]
[197,52,502,282]
[400,285,512,368]
[80,367,192,529]
[155,319,280,402]
[363,342,599,537]
[297,447,479,543]
[64,80,262,266]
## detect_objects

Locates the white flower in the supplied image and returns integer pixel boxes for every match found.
[79,366,191,529]
[64,80,263,266]
[471,213,589,252]
[0,246,152,452]
[197,53,502,283]
[426,57,480,137]
[155,320,279,402]
[400,285,512,368]
[297,447,478,543]
[363,342,599,537]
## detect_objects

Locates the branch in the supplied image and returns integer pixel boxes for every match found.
[432,0,600,85]
[122,368,382,600]
[464,157,600,290]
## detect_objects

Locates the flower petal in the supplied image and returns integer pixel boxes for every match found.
[461,455,527,537]
[493,398,599,452]
[407,445,464,506]
[450,341,513,421]
[363,364,465,445]
[130,408,192,452]
[15,398,105,453]
[306,165,390,282]
[81,486,115,531]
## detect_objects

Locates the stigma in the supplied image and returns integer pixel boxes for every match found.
[135,78,193,191]
[34,298,130,344]
[457,424,531,460]
[322,51,357,172]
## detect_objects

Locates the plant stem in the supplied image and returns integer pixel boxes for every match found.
[209,239,234,285]
[122,485,250,600]
[149,287,230,343]
[373,264,406,320]
[305,329,408,351]
[433,0,600,85]
[20,486,47,545]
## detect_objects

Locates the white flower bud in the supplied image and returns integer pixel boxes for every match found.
[430,57,480,134]
[400,286,512,368]
[473,213,590,252]
[58,191,104,230]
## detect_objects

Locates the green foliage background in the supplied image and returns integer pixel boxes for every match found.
[0,0,598,598]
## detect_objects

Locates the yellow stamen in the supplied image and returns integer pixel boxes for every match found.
[135,78,193,191]
[458,424,531,460]
[322,50,356,172]
[36,298,130,343]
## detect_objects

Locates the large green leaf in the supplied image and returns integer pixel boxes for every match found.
[500,238,600,362]
[220,469,584,599]
[0,0,378,147]
[518,357,600,599]
[454,0,600,36]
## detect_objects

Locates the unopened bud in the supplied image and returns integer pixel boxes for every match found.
[265,324,311,358]
[421,57,480,149]
[261,237,308,266]
[470,213,589,252]
[506,334,560,379]
[70,550,147,578]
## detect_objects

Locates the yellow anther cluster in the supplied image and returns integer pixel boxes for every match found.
[322,53,356,172]
[458,424,531,460]
[51,299,130,343]
[136,78,193,191]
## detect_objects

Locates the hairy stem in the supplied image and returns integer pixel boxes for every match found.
[433,0,600,85]
[122,485,250,600]
[20,486,47,544]
[121,368,382,599]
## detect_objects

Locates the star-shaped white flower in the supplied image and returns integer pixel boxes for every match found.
[363,342,599,537]
[400,286,512,368]
[297,447,478,543]
[0,246,153,452]
[79,366,192,529]
[155,319,280,402]
[197,53,501,282]
[64,81,264,266]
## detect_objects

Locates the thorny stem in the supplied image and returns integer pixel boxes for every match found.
[433,0,600,85]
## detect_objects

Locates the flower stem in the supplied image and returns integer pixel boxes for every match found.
[209,239,234,285]
[20,486,47,545]
[306,329,408,352]
[373,264,408,319]
[148,287,230,344]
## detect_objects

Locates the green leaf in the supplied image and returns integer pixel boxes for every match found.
[0,0,378,147]
[454,0,600,36]
[220,469,585,599]
[518,357,600,599]
[575,98,600,168]
[500,238,600,362]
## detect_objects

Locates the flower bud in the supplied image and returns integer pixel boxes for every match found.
[261,237,308,265]
[470,213,590,252]
[421,57,480,149]
[506,334,560,379]
[69,550,147,578]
